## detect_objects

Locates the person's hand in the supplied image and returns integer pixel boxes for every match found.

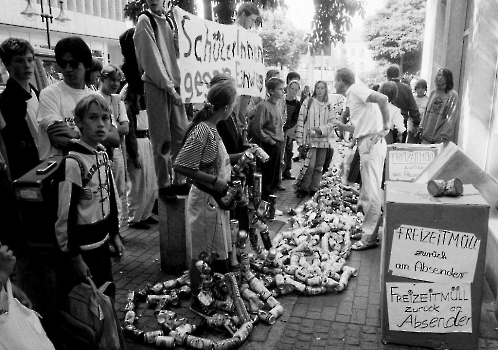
[311,127,322,136]
[246,145,259,154]
[69,255,91,282]
[213,177,229,193]
[132,156,142,169]
[110,235,125,262]
[11,283,32,309]
[0,244,16,288]
[371,129,390,145]
[171,91,183,106]
[332,120,347,131]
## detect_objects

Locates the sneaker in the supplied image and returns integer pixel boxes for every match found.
[142,217,159,225]
[173,183,191,196]
[274,209,283,216]
[276,184,286,191]
[129,221,150,229]
[159,187,178,203]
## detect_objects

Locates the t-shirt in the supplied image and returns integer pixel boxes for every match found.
[96,92,129,128]
[37,81,97,160]
[174,122,220,175]
[345,84,383,139]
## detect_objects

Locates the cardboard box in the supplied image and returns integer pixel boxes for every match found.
[381,182,489,349]
[386,143,442,183]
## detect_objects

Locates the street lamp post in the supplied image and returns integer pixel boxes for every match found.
[21,0,71,49]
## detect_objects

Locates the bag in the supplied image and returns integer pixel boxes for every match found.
[0,279,55,350]
[58,278,126,350]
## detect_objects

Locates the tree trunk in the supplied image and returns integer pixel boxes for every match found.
[203,0,212,20]
[399,55,404,77]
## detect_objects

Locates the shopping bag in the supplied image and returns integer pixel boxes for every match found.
[0,279,55,350]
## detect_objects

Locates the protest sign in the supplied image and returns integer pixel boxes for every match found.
[174,7,266,103]
[386,282,472,333]
[386,144,442,182]
[389,225,480,284]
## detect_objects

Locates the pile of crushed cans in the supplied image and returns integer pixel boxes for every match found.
[121,154,363,348]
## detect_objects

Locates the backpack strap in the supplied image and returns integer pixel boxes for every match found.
[64,154,90,188]
[139,11,158,40]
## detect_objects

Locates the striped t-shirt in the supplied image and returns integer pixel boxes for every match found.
[174,122,220,175]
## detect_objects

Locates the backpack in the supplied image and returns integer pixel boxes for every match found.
[118,11,157,96]
[58,279,126,350]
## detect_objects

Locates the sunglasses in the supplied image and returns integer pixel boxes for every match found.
[57,59,81,69]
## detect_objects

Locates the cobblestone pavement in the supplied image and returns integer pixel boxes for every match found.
[114,161,498,350]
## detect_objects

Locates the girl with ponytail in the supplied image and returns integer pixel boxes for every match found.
[173,83,237,315]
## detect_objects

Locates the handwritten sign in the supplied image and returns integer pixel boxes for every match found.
[389,225,480,283]
[386,282,472,333]
[174,7,266,103]
[387,144,442,182]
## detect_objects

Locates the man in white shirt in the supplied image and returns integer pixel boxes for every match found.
[333,68,390,250]
[37,36,119,160]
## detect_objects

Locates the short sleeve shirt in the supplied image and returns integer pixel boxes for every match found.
[345,84,383,138]
[174,122,219,175]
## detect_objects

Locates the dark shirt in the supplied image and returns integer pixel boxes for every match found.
[390,79,420,127]
[283,99,301,132]
[217,113,244,156]
[0,79,40,180]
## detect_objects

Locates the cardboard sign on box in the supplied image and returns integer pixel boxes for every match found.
[381,182,489,350]
[386,143,442,182]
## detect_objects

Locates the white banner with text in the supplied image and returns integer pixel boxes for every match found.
[174,7,266,103]
[386,282,472,333]
[389,225,480,283]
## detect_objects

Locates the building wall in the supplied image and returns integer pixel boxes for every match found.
[422,0,498,301]
[0,0,128,65]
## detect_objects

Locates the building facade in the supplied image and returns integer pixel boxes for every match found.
[0,0,129,65]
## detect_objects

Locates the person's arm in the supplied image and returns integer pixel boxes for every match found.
[124,105,140,167]
[333,107,355,134]
[406,89,421,128]
[37,88,80,150]
[175,165,228,193]
[294,100,308,145]
[439,91,460,142]
[366,91,390,144]
[317,104,338,137]
[251,104,274,145]
[107,166,124,261]
[0,244,16,291]
[116,100,129,136]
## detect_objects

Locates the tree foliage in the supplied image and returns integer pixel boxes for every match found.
[310,0,365,52]
[363,0,426,74]
[256,8,308,70]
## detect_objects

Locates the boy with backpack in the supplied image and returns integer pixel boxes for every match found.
[54,94,125,299]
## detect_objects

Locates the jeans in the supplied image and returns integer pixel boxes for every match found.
[283,136,294,174]
[357,136,387,243]
[299,147,328,192]
[261,141,284,200]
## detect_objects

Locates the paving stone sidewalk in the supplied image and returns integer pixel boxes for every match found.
[114,163,498,350]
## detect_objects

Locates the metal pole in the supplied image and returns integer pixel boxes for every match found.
[45,20,51,49]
